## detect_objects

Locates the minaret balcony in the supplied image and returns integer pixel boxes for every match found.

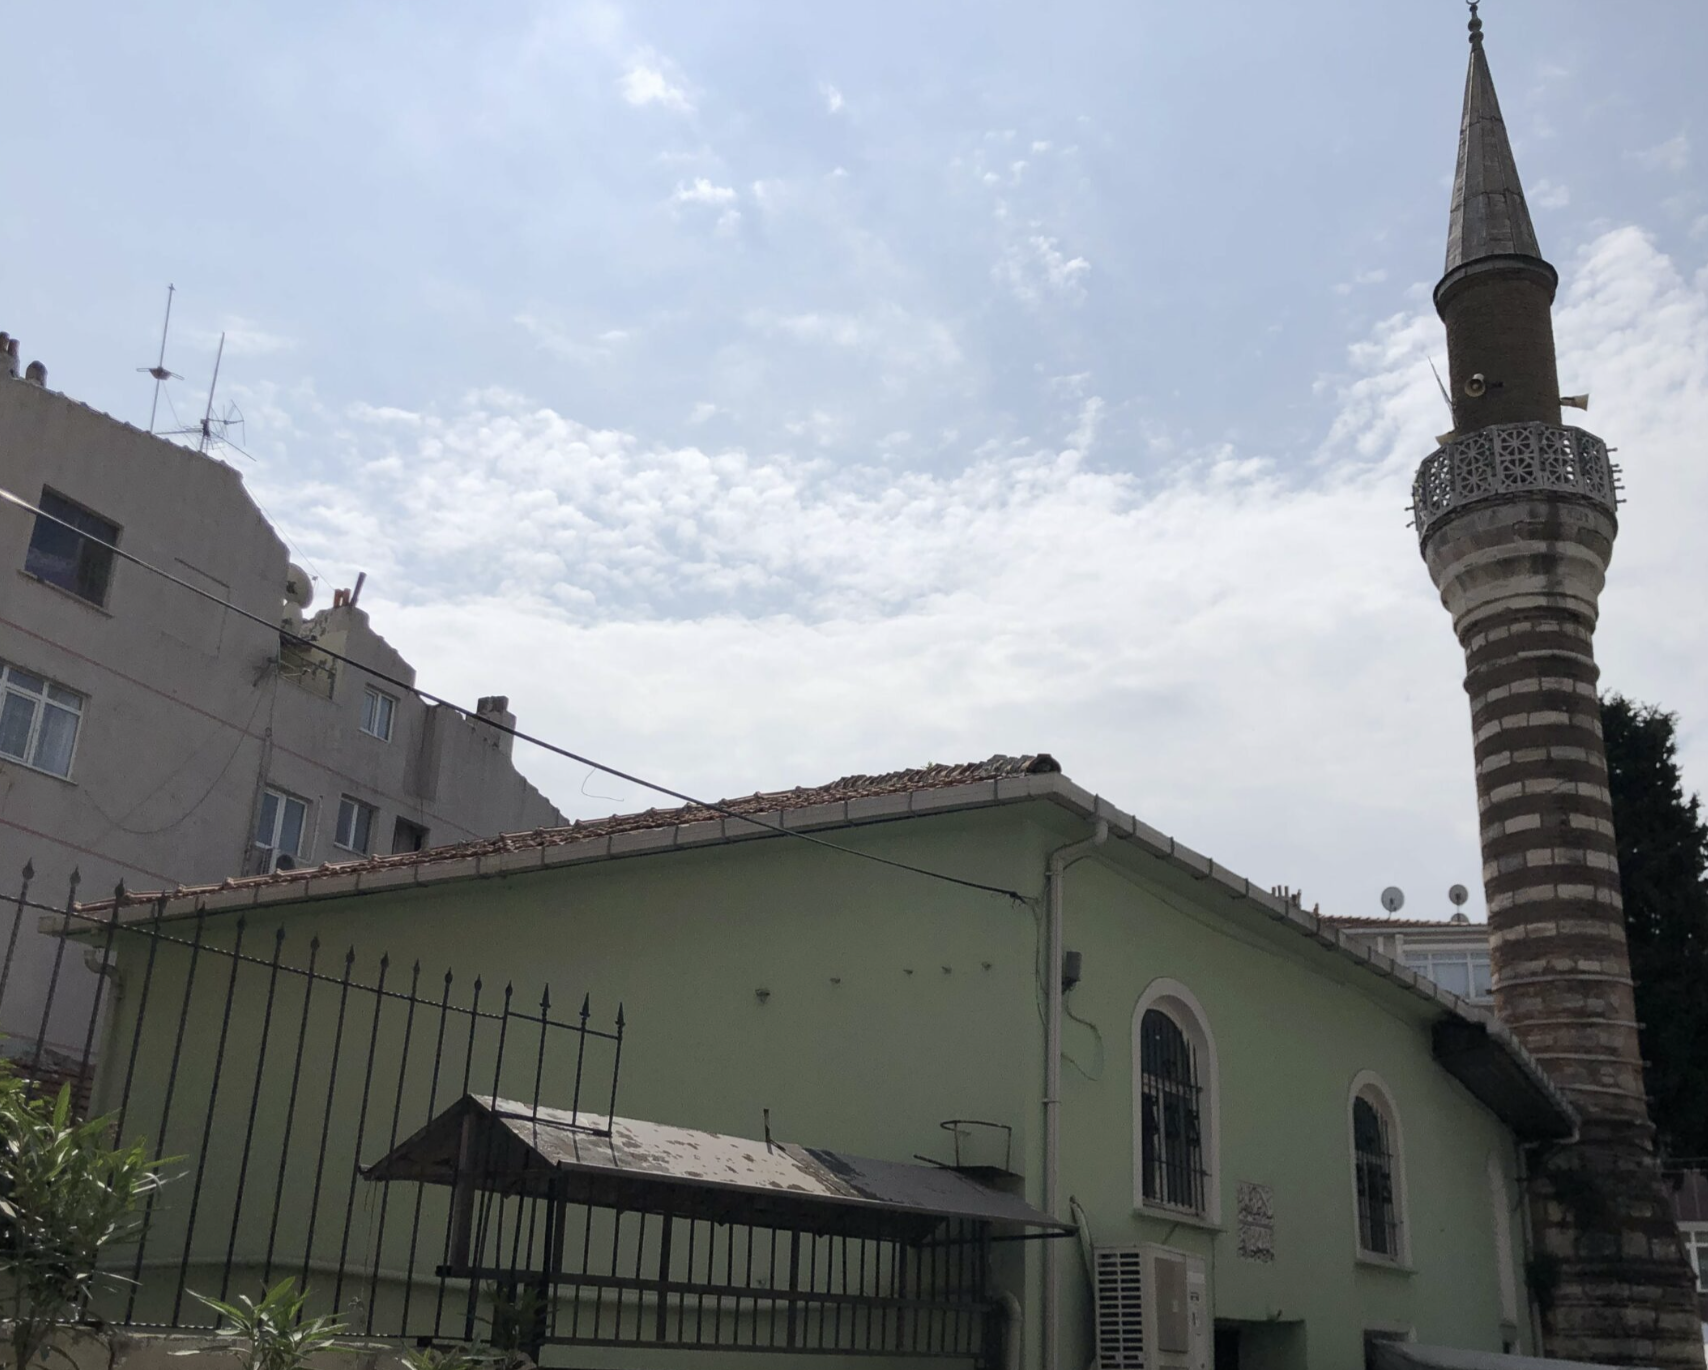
[1411,422,1617,545]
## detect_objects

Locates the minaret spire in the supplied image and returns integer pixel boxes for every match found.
[1445,1,1542,273]
[1411,8,1705,1366]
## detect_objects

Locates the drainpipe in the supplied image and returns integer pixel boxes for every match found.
[1044,819,1108,1370]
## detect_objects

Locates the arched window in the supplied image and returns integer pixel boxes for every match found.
[1349,1074,1407,1263]
[1133,981,1218,1221]
[1140,1009,1204,1210]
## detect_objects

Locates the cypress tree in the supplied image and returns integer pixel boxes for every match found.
[1603,694,1708,1160]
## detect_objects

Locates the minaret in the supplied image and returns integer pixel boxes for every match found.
[1413,9,1701,1365]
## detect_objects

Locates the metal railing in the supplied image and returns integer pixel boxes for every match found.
[1410,422,1620,543]
[1,869,623,1343]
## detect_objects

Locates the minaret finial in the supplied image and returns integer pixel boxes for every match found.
[1467,1,1483,45]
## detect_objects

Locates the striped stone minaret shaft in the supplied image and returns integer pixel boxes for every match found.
[1413,9,1702,1367]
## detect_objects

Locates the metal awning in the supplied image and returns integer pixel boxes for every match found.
[1432,1019,1576,1142]
[364,1094,1069,1242]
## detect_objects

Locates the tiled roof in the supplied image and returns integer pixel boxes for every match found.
[56,749,1575,1140]
[85,754,1062,910]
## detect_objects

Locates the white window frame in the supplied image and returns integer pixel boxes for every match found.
[1132,978,1221,1228]
[334,795,378,854]
[1349,1071,1411,1268]
[1682,1224,1708,1294]
[252,786,312,873]
[360,686,396,741]
[0,661,85,780]
[1399,946,1493,1003]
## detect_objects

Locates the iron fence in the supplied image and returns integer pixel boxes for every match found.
[0,869,624,1346]
[2,870,1009,1366]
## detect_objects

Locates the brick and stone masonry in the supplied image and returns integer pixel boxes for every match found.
[1414,10,1703,1366]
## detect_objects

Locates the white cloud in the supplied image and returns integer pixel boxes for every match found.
[820,82,844,114]
[1066,396,1104,455]
[1632,132,1690,175]
[1333,268,1389,296]
[620,54,693,112]
[254,227,1708,928]
[748,305,963,374]
[189,319,297,358]
[672,178,737,207]
[1531,178,1570,211]
[513,313,631,364]
[996,234,1091,305]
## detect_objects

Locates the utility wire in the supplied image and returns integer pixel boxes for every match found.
[1,485,1028,904]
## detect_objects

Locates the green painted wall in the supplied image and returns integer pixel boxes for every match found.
[89,800,1532,1367]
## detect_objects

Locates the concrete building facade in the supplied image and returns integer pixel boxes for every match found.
[1410,11,1702,1364]
[0,346,563,1066]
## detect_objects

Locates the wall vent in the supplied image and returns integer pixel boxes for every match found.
[1094,1246,1145,1370]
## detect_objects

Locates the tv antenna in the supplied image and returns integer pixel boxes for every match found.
[159,329,248,458]
[137,284,182,434]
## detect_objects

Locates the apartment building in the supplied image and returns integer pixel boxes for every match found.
[0,333,562,1066]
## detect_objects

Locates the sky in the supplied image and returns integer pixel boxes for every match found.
[3,1,1706,924]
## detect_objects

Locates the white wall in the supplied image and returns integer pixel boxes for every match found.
[0,375,562,1058]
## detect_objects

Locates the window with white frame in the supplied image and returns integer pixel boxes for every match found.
[253,787,310,873]
[1401,948,1492,1003]
[334,795,377,853]
[360,686,396,741]
[1351,1075,1407,1262]
[1133,981,1219,1222]
[1683,1225,1708,1293]
[0,661,84,778]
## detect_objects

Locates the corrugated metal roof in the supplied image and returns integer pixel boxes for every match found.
[364,1094,1070,1242]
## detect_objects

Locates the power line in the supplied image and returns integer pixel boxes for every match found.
[1,485,1028,904]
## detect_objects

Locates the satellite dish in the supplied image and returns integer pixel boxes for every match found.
[1448,884,1469,908]
[1380,886,1406,914]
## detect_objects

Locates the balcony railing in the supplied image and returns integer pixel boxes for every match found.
[1411,422,1620,544]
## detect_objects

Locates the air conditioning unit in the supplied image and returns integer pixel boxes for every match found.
[1094,1244,1209,1370]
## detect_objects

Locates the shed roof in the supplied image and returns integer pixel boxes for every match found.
[364,1094,1069,1242]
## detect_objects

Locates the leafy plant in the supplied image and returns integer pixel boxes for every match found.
[400,1343,510,1370]
[187,1279,345,1370]
[0,1062,168,1369]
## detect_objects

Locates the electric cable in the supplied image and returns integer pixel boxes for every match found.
[1,485,1028,904]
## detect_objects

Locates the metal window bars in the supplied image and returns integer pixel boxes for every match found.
[1138,1009,1205,1214]
[1353,1096,1399,1257]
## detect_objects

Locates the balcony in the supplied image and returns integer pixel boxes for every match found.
[1411,423,1619,545]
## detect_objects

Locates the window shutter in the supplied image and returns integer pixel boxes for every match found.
[1094,1246,1145,1370]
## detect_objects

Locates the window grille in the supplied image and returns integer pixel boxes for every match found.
[1094,1247,1145,1370]
[1139,1009,1205,1213]
[1354,1096,1399,1257]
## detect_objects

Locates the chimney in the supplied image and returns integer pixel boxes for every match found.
[476,696,516,757]
[24,360,46,386]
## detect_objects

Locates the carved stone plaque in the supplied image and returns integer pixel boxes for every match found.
[1236,1181,1275,1262]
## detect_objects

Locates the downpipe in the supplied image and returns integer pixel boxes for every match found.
[1044,819,1107,1369]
